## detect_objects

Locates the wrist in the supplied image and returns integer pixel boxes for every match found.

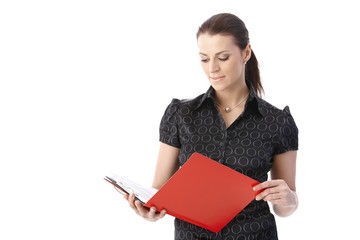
[273,191,298,217]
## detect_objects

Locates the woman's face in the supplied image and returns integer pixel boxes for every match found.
[197,33,249,92]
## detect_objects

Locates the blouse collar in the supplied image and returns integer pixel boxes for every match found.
[195,80,266,116]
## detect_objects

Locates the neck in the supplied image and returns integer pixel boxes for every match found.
[215,86,249,107]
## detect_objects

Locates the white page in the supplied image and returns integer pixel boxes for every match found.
[106,173,158,203]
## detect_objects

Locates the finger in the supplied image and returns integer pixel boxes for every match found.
[151,208,167,221]
[255,187,280,201]
[128,194,138,209]
[159,209,167,218]
[148,207,157,218]
[253,179,282,191]
[253,182,271,191]
[262,192,282,202]
[135,200,153,217]
[137,206,156,220]
[128,193,135,201]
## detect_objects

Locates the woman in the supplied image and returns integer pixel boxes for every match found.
[125,12,299,240]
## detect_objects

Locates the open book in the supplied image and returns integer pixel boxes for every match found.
[104,152,262,232]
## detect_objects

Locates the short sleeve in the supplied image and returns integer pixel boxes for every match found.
[159,98,181,148]
[274,106,299,154]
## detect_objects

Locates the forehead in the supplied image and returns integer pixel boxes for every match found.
[197,33,238,54]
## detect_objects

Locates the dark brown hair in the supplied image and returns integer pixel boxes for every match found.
[196,13,264,96]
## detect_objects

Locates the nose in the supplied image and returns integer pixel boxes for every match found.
[209,59,220,73]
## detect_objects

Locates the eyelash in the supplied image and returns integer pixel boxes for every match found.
[201,56,229,63]
[219,56,229,61]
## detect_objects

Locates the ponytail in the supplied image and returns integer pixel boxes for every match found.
[246,50,263,97]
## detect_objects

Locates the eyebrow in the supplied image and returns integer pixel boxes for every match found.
[199,51,230,56]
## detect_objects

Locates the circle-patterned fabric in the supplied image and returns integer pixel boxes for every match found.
[159,86,299,240]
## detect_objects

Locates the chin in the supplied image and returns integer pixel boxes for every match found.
[210,85,227,92]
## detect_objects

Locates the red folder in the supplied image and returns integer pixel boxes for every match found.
[106,152,262,232]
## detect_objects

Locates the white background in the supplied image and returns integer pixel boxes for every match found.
[1,0,359,239]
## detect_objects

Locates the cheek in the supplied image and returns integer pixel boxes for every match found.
[220,63,232,75]
[224,61,243,77]
[200,64,208,75]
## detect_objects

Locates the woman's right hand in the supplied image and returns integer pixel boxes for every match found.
[124,193,167,222]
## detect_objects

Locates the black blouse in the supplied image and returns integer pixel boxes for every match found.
[159,84,298,240]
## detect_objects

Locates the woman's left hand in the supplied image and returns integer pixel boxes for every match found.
[253,179,298,211]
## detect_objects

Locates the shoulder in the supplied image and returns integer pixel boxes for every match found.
[257,97,293,117]
[160,93,208,127]
[165,92,208,114]
[255,97,298,128]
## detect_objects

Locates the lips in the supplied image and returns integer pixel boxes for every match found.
[210,76,225,81]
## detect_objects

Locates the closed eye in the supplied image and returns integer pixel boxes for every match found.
[218,56,229,61]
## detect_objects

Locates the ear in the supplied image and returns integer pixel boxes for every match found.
[244,43,252,62]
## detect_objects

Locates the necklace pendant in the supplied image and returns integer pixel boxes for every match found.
[224,107,231,113]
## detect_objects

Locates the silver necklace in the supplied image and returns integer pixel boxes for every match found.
[216,94,249,113]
